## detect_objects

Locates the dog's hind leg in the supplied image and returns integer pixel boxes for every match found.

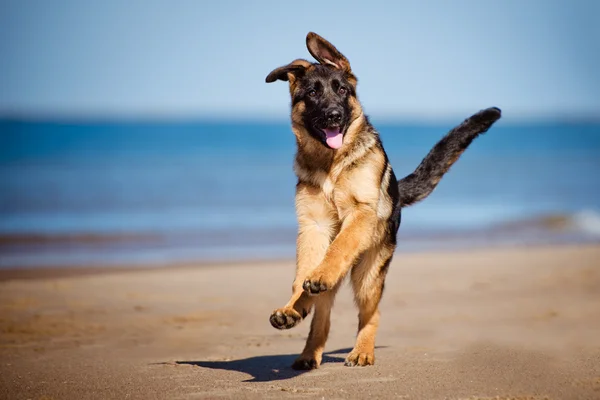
[269,184,339,330]
[345,245,394,366]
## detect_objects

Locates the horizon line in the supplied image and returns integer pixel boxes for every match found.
[1,110,600,125]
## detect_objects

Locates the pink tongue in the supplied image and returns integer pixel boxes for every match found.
[324,128,343,149]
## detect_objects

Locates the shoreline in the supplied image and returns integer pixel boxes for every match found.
[2,233,599,273]
[2,210,599,270]
[0,242,598,282]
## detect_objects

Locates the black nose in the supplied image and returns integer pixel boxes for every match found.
[326,109,342,125]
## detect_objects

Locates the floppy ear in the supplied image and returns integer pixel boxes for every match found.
[306,32,351,72]
[265,59,312,83]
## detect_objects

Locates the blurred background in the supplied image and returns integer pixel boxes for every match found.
[1,0,599,268]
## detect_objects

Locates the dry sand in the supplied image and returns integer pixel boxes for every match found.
[1,245,599,399]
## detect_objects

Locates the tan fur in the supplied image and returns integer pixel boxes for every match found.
[271,99,394,368]
[267,32,404,370]
[267,32,501,370]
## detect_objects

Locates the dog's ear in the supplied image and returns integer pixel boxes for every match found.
[306,32,351,73]
[265,59,312,83]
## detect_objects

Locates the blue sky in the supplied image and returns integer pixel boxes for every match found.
[1,0,599,120]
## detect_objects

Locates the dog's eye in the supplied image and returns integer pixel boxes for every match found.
[338,87,347,95]
[308,90,317,97]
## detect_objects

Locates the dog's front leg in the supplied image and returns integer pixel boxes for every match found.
[269,184,337,330]
[302,204,378,295]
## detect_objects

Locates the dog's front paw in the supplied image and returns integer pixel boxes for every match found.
[291,356,320,370]
[302,276,329,295]
[344,351,375,367]
[269,308,303,330]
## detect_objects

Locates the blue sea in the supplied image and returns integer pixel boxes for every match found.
[1,118,599,268]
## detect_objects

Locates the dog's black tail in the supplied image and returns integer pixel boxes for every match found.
[397,107,502,208]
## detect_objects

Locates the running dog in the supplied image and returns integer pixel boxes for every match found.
[266,32,501,369]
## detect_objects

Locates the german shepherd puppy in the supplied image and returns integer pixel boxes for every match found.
[266,32,501,370]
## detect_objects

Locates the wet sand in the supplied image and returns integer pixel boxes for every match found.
[1,244,600,399]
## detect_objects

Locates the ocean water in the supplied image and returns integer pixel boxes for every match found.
[1,118,599,268]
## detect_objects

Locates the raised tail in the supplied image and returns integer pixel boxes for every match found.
[397,107,502,208]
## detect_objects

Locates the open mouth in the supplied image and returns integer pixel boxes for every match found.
[322,127,344,149]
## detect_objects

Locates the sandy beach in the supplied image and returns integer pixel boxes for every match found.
[1,244,599,399]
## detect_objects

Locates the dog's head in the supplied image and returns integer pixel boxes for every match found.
[266,32,361,150]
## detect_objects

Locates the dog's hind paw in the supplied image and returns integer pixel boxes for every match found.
[344,351,375,367]
[269,308,303,330]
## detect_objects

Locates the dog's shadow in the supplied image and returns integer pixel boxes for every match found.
[169,348,353,382]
